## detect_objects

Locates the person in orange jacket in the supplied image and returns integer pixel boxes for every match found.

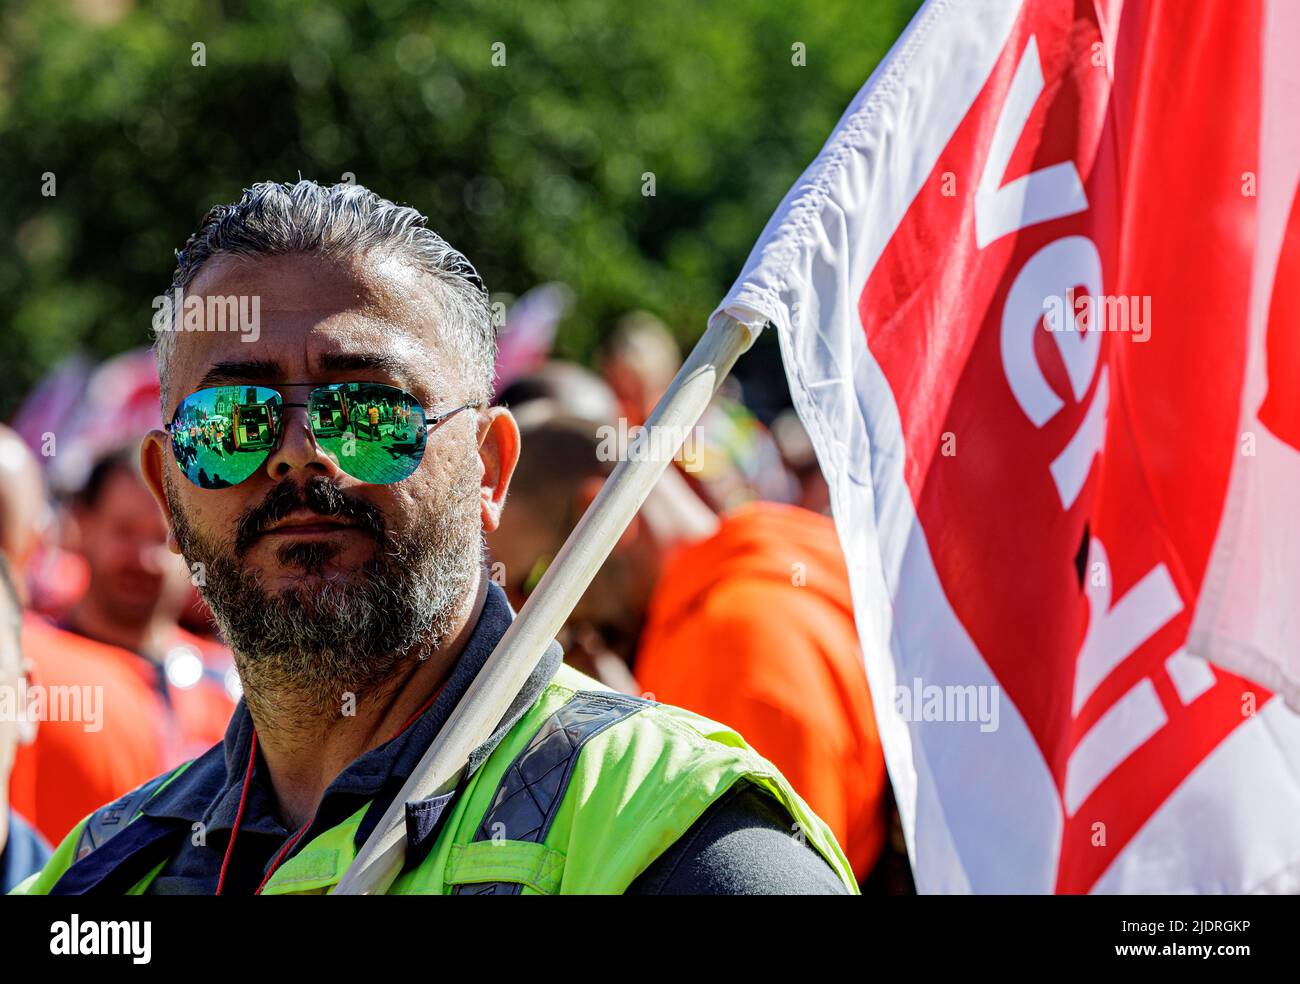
[0,434,234,844]
[9,616,171,844]
[488,411,888,883]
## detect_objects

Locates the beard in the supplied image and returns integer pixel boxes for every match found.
[165,469,483,722]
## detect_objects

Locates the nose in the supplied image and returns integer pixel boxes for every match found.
[263,404,343,482]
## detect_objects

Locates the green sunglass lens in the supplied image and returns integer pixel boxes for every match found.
[310,383,427,484]
[170,386,282,489]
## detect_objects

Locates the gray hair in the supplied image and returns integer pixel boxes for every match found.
[155,179,495,405]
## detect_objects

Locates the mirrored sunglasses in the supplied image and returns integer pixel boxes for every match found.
[168,382,477,489]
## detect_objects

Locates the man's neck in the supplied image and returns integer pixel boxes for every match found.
[66,596,168,661]
[250,575,488,831]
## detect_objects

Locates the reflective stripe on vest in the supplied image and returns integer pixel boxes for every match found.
[451,690,649,894]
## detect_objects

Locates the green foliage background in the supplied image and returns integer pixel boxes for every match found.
[0,0,918,418]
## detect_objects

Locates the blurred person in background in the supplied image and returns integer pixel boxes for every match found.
[488,410,889,885]
[1,431,233,843]
[1,424,160,843]
[496,362,638,693]
[0,555,49,893]
[497,359,622,426]
[0,426,50,601]
[61,447,235,741]
[692,379,800,510]
[599,311,682,428]
[598,311,797,510]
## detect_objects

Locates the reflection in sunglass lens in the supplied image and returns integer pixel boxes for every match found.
[310,383,428,484]
[169,386,283,489]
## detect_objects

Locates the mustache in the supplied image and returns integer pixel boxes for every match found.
[234,477,388,556]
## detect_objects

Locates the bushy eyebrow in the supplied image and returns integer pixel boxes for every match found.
[315,351,415,387]
[197,358,284,388]
[194,352,415,389]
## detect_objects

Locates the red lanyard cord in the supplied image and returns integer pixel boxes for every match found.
[215,732,259,896]
[396,678,447,736]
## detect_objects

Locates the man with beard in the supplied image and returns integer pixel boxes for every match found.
[13,179,855,895]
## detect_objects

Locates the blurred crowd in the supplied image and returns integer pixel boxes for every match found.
[0,294,913,893]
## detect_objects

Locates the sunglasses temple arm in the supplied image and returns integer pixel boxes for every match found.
[424,403,481,428]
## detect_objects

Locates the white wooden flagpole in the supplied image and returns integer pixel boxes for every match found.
[334,313,758,894]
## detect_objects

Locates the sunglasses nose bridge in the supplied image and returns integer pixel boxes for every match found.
[263,401,338,479]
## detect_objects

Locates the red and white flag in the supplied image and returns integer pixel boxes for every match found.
[714,0,1300,892]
